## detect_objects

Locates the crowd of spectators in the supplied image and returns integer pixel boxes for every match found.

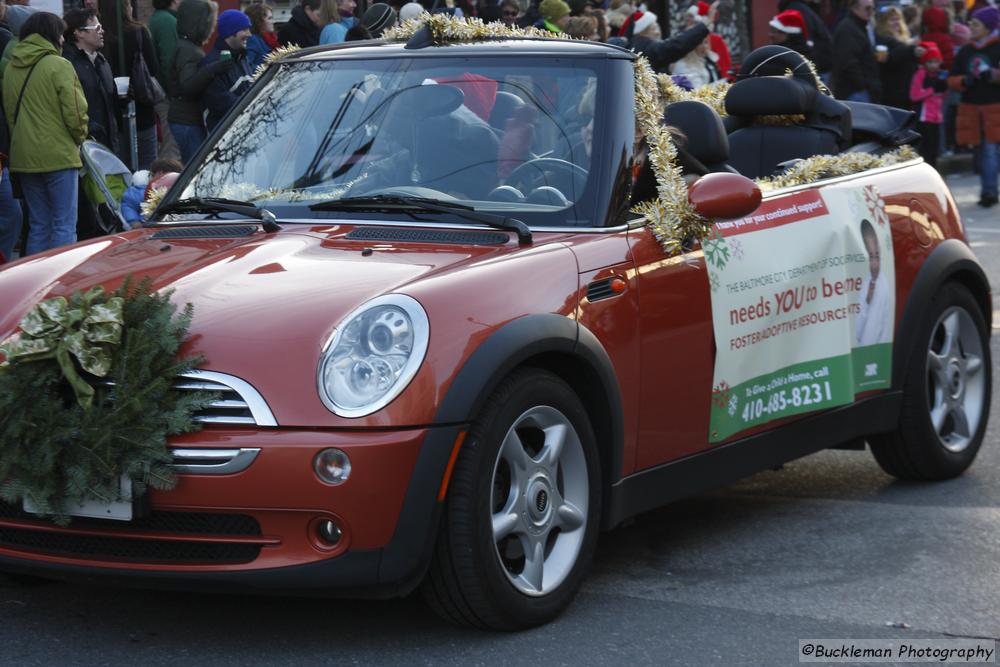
[0,0,997,261]
[814,0,1000,206]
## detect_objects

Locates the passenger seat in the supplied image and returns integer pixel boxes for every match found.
[725,76,852,179]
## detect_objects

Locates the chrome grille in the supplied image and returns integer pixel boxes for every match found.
[177,370,277,427]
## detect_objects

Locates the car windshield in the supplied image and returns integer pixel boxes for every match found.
[177,55,606,226]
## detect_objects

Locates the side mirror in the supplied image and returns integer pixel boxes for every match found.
[688,172,762,220]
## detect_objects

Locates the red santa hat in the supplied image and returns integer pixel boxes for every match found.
[686,2,710,20]
[630,10,658,36]
[918,40,943,64]
[769,9,809,41]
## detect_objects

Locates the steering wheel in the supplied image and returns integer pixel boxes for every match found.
[505,158,588,201]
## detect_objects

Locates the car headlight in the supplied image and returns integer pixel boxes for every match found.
[317,294,429,417]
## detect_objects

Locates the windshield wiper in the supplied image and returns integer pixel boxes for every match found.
[308,195,532,245]
[153,197,281,233]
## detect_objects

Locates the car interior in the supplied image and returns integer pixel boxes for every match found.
[657,45,921,186]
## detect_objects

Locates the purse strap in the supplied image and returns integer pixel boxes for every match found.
[13,55,50,127]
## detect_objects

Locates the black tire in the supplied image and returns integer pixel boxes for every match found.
[870,282,991,480]
[422,368,602,630]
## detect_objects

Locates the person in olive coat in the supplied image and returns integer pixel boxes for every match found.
[2,12,89,255]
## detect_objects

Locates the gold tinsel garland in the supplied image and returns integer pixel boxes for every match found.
[632,57,713,253]
[756,145,919,192]
[253,44,303,81]
[658,74,730,117]
[140,186,167,221]
[383,12,556,41]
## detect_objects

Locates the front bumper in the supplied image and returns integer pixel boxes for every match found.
[0,424,464,598]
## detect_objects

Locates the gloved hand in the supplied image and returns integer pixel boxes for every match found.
[671,74,694,91]
[978,66,994,81]
[930,75,949,92]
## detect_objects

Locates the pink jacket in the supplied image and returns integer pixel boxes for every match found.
[910,68,945,123]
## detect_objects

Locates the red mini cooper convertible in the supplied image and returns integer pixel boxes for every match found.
[0,34,991,630]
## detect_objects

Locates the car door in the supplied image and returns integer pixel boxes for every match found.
[627,224,717,471]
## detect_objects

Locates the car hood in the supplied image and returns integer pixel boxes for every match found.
[0,223,533,424]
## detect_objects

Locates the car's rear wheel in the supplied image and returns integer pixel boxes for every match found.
[423,368,601,630]
[870,282,991,480]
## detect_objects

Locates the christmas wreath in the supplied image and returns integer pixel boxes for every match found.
[0,279,213,524]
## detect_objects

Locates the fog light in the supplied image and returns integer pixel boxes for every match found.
[317,519,342,546]
[314,448,351,485]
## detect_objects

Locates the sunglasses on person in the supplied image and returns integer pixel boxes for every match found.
[78,22,103,30]
[502,9,518,17]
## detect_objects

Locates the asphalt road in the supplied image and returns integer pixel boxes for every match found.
[1,172,998,667]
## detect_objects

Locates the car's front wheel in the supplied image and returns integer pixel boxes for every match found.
[870,282,991,480]
[423,368,601,630]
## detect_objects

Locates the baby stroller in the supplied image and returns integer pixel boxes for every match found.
[79,140,131,236]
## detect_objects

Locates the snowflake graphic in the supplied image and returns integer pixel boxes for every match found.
[727,393,739,417]
[702,227,731,270]
[708,270,720,292]
[729,237,744,261]
[712,381,731,409]
[863,185,888,226]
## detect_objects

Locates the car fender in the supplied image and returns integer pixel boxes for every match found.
[377,314,626,591]
[434,313,626,481]
[892,238,991,389]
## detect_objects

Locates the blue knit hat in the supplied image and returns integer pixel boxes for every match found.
[217,9,251,39]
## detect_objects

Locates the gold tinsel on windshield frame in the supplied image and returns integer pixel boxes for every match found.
[253,44,303,81]
[140,186,167,220]
[632,57,712,253]
[383,12,556,41]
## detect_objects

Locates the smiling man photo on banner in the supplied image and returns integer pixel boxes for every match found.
[855,218,892,346]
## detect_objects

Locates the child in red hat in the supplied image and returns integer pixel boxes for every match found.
[910,41,947,167]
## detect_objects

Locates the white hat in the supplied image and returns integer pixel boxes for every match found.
[632,11,657,35]
[400,2,425,21]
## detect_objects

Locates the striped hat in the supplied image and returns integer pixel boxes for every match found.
[362,3,397,36]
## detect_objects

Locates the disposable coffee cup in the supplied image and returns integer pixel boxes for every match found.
[114,76,130,97]
[875,45,888,62]
[220,50,232,61]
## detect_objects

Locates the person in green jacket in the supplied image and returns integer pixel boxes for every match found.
[2,12,88,255]
[148,0,178,88]
[146,0,181,162]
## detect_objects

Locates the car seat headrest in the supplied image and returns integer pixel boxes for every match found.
[664,100,730,167]
[737,45,819,84]
[725,76,817,117]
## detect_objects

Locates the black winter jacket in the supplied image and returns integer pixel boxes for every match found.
[949,33,1000,105]
[631,23,709,74]
[778,0,833,73]
[875,34,917,110]
[202,43,253,131]
[169,0,218,126]
[278,6,320,48]
[105,27,160,131]
[63,42,119,154]
[831,12,880,102]
[168,37,216,125]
